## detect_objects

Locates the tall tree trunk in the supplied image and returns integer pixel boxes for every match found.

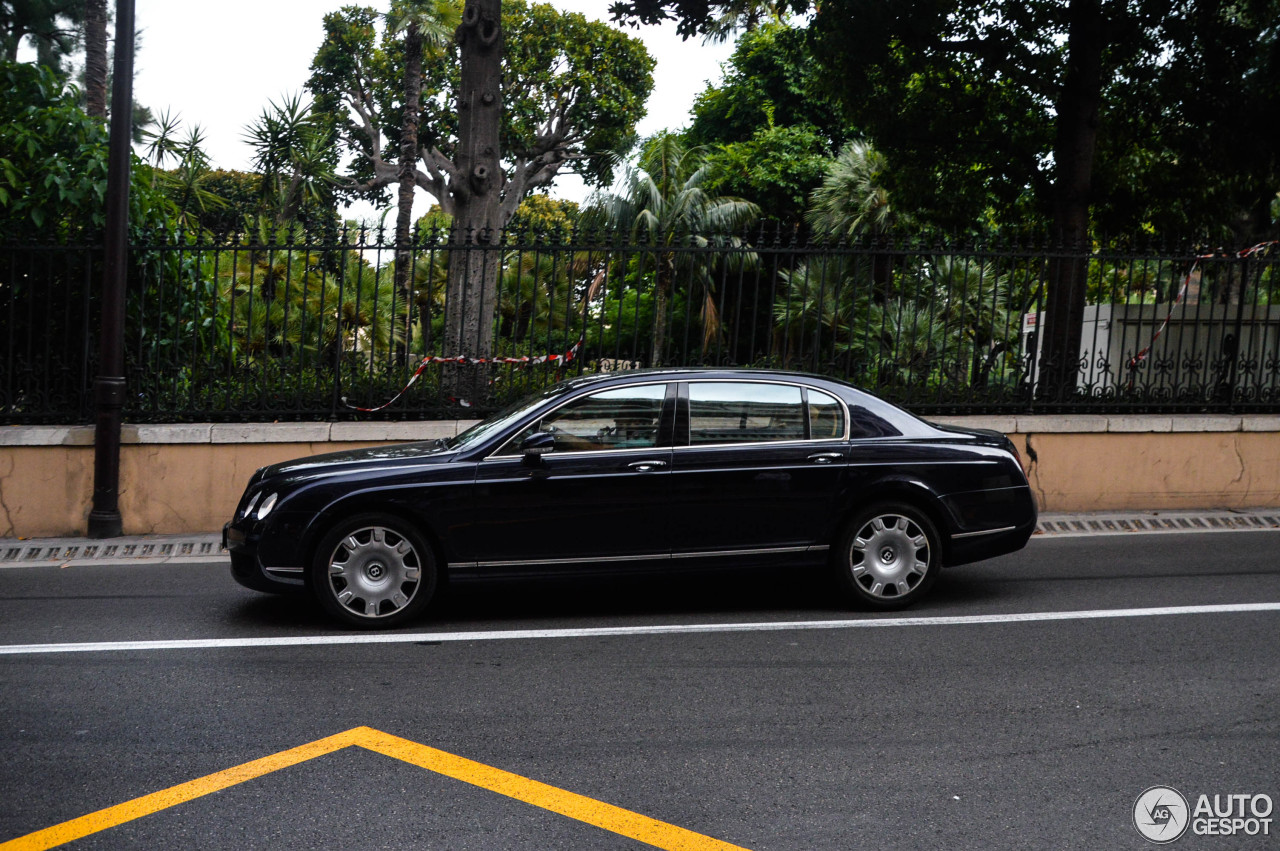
[444,0,503,403]
[84,0,108,119]
[1038,0,1103,403]
[395,22,423,367]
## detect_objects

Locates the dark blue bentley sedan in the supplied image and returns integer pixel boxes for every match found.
[224,369,1036,627]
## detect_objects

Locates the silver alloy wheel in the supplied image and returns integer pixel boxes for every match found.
[848,513,931,599]
[325,526,422,619]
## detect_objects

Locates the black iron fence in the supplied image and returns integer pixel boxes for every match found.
[3,229,1279,423]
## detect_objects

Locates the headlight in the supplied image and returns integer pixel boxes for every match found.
[242,492,261,519]
[256,492,279,520]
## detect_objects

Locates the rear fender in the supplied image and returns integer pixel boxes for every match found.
[835,476,956,563]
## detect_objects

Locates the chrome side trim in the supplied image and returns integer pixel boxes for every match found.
[465,543,829,570]
[480,445,671,463]
[264,565,305,575]
[672,439,845,452]
[950,525,1018,540]
[470,552,665,569]
[671,545,812,559]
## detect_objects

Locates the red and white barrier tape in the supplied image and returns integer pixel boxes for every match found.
[1127,241,1278,374]
[342,339,583,413]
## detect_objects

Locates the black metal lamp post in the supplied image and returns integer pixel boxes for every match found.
[87,0,135,539]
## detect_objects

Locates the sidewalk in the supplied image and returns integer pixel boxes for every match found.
[3,508,1278,567]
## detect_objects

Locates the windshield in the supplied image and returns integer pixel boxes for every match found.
[446,383,574,451]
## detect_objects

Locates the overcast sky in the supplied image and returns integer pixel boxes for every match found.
[125,0,735,222]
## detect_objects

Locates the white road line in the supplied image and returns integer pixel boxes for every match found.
[2,603,1278,655]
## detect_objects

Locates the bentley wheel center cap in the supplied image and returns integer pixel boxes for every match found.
[367,563,385,580]
[880,547,896,564]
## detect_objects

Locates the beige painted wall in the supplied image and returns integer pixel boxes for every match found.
[2,418,1279,538]
[0,443,372,539]
[1010,432,1280,513]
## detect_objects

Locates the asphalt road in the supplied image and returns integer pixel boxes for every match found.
[1,530,1278,850]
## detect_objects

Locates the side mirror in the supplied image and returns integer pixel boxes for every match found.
[520,431,556,467]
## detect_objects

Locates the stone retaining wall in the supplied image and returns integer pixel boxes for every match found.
[2,416,1278,538]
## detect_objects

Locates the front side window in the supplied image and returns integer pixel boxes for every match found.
[687,382,806,445]
[495,384,667,455]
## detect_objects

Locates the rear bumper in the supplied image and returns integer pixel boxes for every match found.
[940,485,1038,566]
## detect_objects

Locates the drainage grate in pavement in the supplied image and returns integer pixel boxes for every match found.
[1034,510,1280,537]
[0,535,225,566]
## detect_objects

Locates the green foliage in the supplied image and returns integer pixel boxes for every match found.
[139,111,234,234]
[507,194,580,240]
[1,0,83,73]
[806,141,899,238]
[499,1,655,188]
[586,132,760,363]
[703,123,830,226]
[188,170,262,235]
[773,252,1024,394]
[0,60,173,241]
[243,94,340,231]
[219,243,408,363]
[588,131,760,238]
[1087,1,1280,240]
[308,1,655,208]
[687,23,847,151]
[808,0,1280,239]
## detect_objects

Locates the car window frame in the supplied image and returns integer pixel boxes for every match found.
[484,380,678,460]
[675,379,851,449]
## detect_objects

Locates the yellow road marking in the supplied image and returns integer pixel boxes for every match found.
[0,727,750,851]
[0,730,359,851]
[352,727,750,850]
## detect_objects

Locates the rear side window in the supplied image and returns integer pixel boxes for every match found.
[688,382,844,445]
[808,389,844,439]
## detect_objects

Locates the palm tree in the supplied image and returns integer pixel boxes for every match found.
[244,94,334,228]
[83,0,107,118]
[588,132,759,366]
[701,0,791,43]
[806,140,905,294]
[140,111,226,231]
[386,0,462,360]
[806,140,896,238]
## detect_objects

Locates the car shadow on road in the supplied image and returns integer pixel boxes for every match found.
[435,566,850,624]
[225,566,1013,631]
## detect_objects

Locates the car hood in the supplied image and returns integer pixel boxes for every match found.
[260,441,456,483]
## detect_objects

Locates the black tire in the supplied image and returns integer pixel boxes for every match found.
[833,502,941,610]
[309,513,438,629]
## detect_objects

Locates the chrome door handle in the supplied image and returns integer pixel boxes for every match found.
[627,459,668,472]
[807,452,844,464]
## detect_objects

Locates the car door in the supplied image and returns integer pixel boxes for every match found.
[455,382,675,570]
[668,380,849,558]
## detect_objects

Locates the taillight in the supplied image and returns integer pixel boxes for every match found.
[1010,443,1026,475]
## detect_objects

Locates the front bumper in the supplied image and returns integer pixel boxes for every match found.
[224,521,306,595]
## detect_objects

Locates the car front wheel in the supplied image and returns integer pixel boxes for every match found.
[310,514,437,628]
[834,504,940,609]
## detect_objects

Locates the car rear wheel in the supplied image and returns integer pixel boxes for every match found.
[310,514,437,628]
[834,503,940,609]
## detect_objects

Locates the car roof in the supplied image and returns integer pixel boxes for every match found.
[559,367,853,390]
